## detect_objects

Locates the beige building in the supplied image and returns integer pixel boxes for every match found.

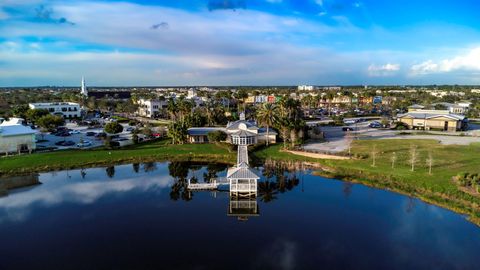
[397,109,467,131]
[0,118,37,154]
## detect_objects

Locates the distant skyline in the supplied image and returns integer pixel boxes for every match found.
[1,0,480,86]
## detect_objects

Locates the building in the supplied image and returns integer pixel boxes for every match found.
[80,77,88,97]
[187,127,225,143]
[29,102,81,118]
[397,108,467,131]
[136,99,167,118]
[0,118,37,154]
[186,113,277,144]
[298,85,315,91]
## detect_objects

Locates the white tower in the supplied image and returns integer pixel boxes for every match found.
[81,76,88,97]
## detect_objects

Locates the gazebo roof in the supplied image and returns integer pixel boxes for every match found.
[231,129,257,137]
[227,164,259,179]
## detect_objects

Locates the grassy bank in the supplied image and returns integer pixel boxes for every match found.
[253,140,480,224]
[0,140,236,175]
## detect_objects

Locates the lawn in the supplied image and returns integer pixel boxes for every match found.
[254,139,480,223]
[0,139,236,175]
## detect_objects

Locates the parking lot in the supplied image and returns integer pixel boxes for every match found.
[36,122,134,150]
[303,120,480,153]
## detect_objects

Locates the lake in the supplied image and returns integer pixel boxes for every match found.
[0,161,479,270]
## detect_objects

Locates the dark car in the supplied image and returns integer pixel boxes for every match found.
[95,132,107,138]
[369,121,382,128]
[86,131,97,136]
[342,126,355,132]
[54,131,71,137]
[55,140,75,146]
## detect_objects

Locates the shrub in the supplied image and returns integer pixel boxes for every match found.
[104,122,124,134]
[207,130,227,143]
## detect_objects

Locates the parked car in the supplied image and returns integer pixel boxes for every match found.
[86,131,97,136]
[369,121,382,128]
[95,132,107,138]
[126,127,135,132]
[77,141,92,148]
[69,130,81,135]
[55,140,75,146]
[342,126,355,132]
[55,132,71,137]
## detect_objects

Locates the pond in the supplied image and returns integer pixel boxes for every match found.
[0,161,479,270]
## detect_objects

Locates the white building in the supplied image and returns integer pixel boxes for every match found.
[81,76,88,97]
[29,102,81,118]
[298,85,315,91]
[0,118,37,154]
[136,99,167,118]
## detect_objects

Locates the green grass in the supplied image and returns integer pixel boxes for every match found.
[0,139,235,175]
[253,140,480,224]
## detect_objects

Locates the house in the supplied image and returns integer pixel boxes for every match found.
[186,113,277,144]
[397,109,467,131]
[187,127,225,143]
[136,98,167,118]
[29,102,81,119]
[0,118,37,154]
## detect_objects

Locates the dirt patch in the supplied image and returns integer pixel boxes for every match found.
[282,149,350,160]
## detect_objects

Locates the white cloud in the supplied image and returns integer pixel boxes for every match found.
[315,0,324,6]
[410,47,480,75]
[368,63,400,76]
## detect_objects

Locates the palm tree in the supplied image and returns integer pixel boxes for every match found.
[256,103,279,146]
[166,98,177,121]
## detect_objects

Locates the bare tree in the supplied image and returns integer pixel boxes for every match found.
[371,144,378,167]
[409,145,418,172]
[426,152,433,175]
[391,151,397,169]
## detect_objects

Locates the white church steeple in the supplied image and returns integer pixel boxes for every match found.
[81,76,88,97]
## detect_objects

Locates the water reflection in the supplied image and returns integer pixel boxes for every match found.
[0,162,480,269]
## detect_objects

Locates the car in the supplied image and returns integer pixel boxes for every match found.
[152,133,162,138]
[69,130,81,135]
[369,121,382,128]
[77,141,92,148]
[86,131,97,136]
[55,132,71,137]
[342,126,355,132]
[95,132,107,138]
[55,140,75,146]
[126,127,135,132]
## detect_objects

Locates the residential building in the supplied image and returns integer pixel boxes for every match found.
[298,85,315,91]
[397,108,467,131]
[0,118,37,154]
[29,102,81,118]
[136,98,167,118]
[187,113,277,144]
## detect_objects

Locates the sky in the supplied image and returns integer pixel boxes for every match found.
[1,0,480,86]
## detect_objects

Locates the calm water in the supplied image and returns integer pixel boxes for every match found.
[0,162,479,270]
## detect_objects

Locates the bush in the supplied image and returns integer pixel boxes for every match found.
[104,122,124,134]
[207,130,227,143]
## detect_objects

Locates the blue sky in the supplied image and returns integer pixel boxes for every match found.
[1,0,480,86]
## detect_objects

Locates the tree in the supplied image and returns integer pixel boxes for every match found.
[104,122,123,134]
[256,103,279,146]
[409,145,418,172]
[426,152,434,175]
[37,115,65,131]
[26,109,49,123]
[371,144,378,167]
[207,130,227,143]
[167,121,188,144]
[391,151,397,169]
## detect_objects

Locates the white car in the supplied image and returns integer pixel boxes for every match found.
[77,140,92,148]
[69,130,81,135]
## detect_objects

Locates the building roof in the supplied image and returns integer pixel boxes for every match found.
[187,127,225,136]
[226,120,258,131]
[258,127,278,135]
[231,129,257,137]
[0,119,36,137]
[408,104,425,109]
[397,112,465,121]
[227,163,260,179]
